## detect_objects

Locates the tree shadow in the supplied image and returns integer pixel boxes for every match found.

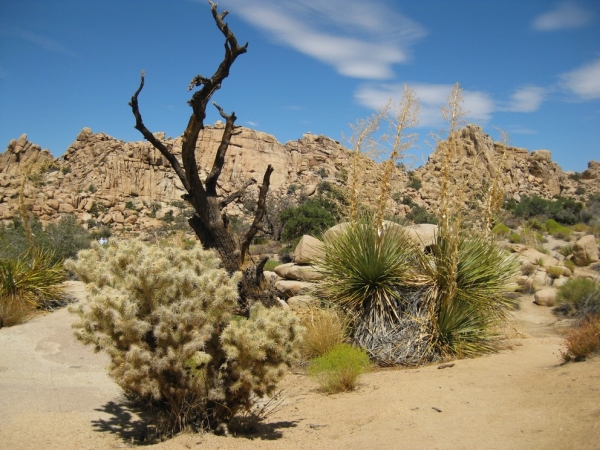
[92,397,158,445]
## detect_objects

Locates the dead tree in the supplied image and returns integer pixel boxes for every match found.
[129,1,275,312]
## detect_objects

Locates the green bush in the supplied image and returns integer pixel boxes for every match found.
[509,233,521,244]
[507,195,585,225]
[406,205,438,224]
[66,240,303,435]
[556,278,600,317]
[407,172,422,190]
[492,223,510,237]
[308,343,370,393]
[279,199,337,242]
[0,215,90,264]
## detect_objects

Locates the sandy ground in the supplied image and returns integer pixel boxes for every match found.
[1,281,599,450]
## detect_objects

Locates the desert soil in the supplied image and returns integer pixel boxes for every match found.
[1,281,599,450]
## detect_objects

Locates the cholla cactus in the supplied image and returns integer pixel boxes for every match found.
[66,240,302,434]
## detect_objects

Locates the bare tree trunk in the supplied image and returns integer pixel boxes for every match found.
[128,1,275,312]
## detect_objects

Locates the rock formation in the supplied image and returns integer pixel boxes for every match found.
[0,123,598,237]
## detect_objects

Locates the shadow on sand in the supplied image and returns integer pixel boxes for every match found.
[92,397,299,444]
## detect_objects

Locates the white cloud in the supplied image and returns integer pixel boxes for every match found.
[219,0,427,79]
[11,29,76,56]
[560,58,600,100]
[501,86,546,112]
[532,1,593,31]
[354,83,495,128]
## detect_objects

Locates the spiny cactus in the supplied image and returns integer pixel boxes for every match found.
[66,240,303,434]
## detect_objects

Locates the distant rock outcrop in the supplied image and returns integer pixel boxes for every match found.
[0,123,598,237]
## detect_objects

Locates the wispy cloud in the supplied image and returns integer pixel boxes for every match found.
[247,120,258,127]
[354,82,495,128]
[219,0,427,79]
[532,1,594,31]
[500,85,546,112]
[559,58,600,100]
[10,29,76,56]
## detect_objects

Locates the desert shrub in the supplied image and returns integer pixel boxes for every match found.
[40,215,91,263]
[66,240,303,435]
[0,249,66,326]
[571,223,589,232]
[406,205,438,225]
[527,218,544,230]
[308,343,370,393]
[492,223,510,237]
[426,234,519,357]
[552,226,572,240]
[557,245,574,257]
[317,215,518,364]
[279,198,337,242]
[263,259,280,272]
[509,233,521,244]
[277,247,293,263]
[546,266,564,278]
[520,263,536,276]
[299,306,348,359]
[507,195,584,225]
[0,214,90,264]
[564,259,576,272]
[562,316,600,362]
[555,278,600,317]
[407,172,422,190]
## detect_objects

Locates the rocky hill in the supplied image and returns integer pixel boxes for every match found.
[0,123,598,236]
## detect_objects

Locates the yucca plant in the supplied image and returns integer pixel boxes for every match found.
[425,234,519,357]
[317,214,434,365]
[0,249,65,307]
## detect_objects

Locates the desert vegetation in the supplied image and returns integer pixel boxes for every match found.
[0,213,91,327]
[66,239,303,435]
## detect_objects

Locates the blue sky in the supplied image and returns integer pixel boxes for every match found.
[0,0,598,172]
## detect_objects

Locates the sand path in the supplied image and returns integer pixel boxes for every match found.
[1,282,598,449]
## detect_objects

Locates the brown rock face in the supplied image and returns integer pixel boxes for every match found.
[0,123,598,237]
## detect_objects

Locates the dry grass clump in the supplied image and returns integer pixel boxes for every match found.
[562,316,600,362]
[298,305,348,360]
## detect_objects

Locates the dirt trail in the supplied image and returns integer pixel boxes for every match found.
[1,283,598,450]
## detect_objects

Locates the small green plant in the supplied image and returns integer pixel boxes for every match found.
[61,166,72,175]
[509,233,521,244]
[557,245,574,257]
[535,257,545,266]
[124,200,136,210]
[520,263,536,276]
[263,259,280,272]
[492,223,510,237]
[546,266,564,278]
[562,316,600,362]
[564,259,576,272]
[87,184,97,193]
[406,205,438,224]
[308,343,370,393]
[575,186,586,196]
